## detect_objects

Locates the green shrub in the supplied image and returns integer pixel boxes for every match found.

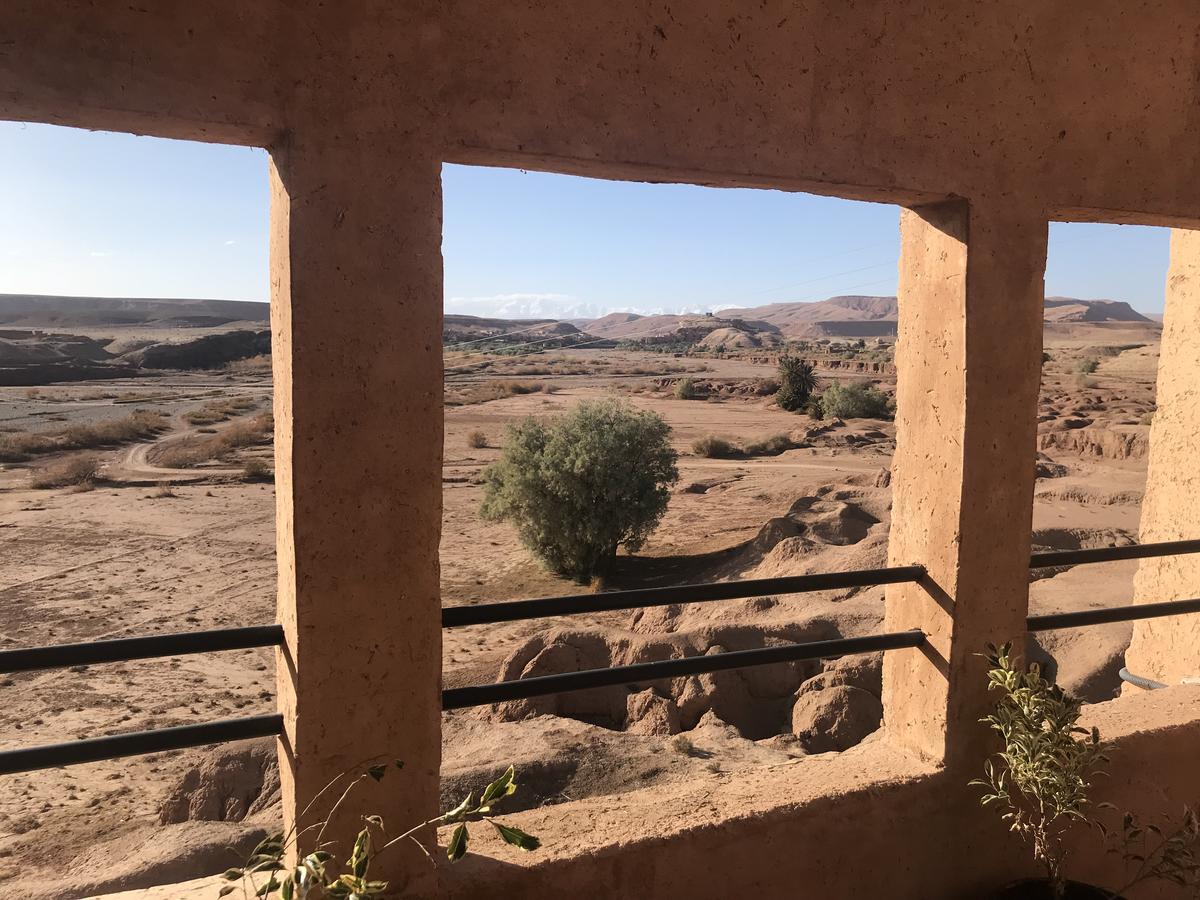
[815,381,893,420]
[972,643,1200,897]
[223,763,538,898]
[673,377,697,400]
[691,434,738,458]
[776,355,818,412]
[1078,357,1099,375]
[481,400,679,581]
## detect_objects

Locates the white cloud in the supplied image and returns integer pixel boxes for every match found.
[88,250,112,258]
[446,292,583,319]
[445,292,732,320]
[224,240,237,246]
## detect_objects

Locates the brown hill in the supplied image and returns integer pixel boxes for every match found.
[714,295,1155,340]
[583,313,724,340]
[717,295,898,328]
[443,314,586,349]
[1043,297,1152,323]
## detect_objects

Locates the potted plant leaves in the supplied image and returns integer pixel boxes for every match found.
[221,761,538,899]
[973,643,1200,900]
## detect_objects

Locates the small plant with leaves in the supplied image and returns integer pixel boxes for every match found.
[1103,807,1200,898]
[972,642,1108,895]
[974,643,1200,899]
[221,762,538,899]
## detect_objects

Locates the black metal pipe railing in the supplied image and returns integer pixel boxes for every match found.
[442,565,926,628]
[0,714,283,776]
[3,538,1198,774]
[1029,538,1200,569]
[441,629,924,710]
[0,624,284,674]
[1028,597,1200,632]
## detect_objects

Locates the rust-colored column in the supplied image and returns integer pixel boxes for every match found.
[269,136,443,884]
[1124,227,1200,686]
[883,199,1046,767]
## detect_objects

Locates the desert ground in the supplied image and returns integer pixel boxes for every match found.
[0,297,1165,898]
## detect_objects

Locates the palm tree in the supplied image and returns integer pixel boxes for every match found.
[776,355,819,411]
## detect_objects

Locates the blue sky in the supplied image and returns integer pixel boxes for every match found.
[0,121,1173,315]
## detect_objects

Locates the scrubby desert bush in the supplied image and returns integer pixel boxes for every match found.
[154,412,273,469]
[0,410,166,462]
[31,454,102,489]
[225,354,272,375]
[813,381,894,420]
[467,430,488,449]
[0,430,57,462]
[1077,357,1100,375]
[63,409,166,448]
[219,416,271,450]
[691,434,738,458]
[151,481,177,498]
[743,432,797,456]
[154,439,214,469]
[776,355,819,412]
[481,399,679,581]
[242,458,271,481]
[452,380,551,405]
[674,377,697,400]
[183,396,258,425]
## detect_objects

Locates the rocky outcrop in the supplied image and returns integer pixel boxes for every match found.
[158,739,279,825]
[120,330,270,369]
[790,683,883,753]
[625,689,682,735]
[1037,425,1148,460]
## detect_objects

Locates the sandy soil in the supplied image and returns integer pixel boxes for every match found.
[0,341,1161,898]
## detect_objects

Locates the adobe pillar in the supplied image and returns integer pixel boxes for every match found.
[1124,227,1200,686]
[269,133,444,884]
[883,199,1046,767]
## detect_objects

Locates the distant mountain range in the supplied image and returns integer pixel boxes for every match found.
[0,292,1155,346]
[574,294,1155,342]
[0,293,269,328]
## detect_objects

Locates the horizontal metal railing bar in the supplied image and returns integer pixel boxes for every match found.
[1027,597,1200,632]
[0,625,284,674]
[0,714,284,775]
[442,629,925,710]
[1030,539,1200,569]
[442,565,927,628]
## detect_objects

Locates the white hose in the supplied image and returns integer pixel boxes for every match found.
[1118,667,1168,690]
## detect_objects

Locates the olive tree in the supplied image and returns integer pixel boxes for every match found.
[481,399,679,581]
